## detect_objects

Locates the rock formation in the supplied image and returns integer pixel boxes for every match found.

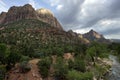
[0,4,63,30]
[36,8,63,30]
[0,12,6,24]
[83,29,110,43]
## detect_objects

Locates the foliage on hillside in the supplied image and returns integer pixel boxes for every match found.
[0,19,115,80]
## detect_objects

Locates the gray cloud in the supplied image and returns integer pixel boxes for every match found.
[50,0,120,39]
[50,0,85,28]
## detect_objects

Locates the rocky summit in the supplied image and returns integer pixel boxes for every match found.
[0,4,63,30]
[36,8,63,30]
[83,29,110,43]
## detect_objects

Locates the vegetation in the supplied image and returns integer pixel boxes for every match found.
[37,57,52,78]
[54,57,68,80]
[0,19,118,80]
[0,65,6,80]
[68,58,86,72]
[108,43,120,61]
[66,70,93,80]
[19,61,31,73]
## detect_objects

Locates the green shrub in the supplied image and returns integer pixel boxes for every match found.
[68,58,86,72]
[20,55,30,62]
[66,70,93,80]
[19,61,31,73]
[94,64,107,79]
[54,57,68,80]
[6,52,21,66]
[0,65,6,80]
[37,57,52,78]
[68,59,74,69]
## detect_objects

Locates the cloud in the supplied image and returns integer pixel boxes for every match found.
[28,0,36,9]
[47,0,120,39]
[56,5,63,10]
[0,0,8,12]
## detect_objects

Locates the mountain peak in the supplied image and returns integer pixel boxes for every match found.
[23,4,32,7]
[83,30,109,43]
[89,29,95,33]
[0,4,63,30]
[89,29,97,34]
[87,29,103,39]
[36,8,54,16]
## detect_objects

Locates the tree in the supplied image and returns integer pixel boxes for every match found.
[0,43,8,64]
[68,57,86,72]
[0,43,22,70]
[6,52,21,69]
[37,57,52,78]
[86,46,96,63]
[0,65,6,80]
[54,57,68,80]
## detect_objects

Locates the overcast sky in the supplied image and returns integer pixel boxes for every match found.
[0,0,120,39]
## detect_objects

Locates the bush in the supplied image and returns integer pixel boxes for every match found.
[66,70,93,80]
[54,57,68,80]
[6,52,21,66]
[37,57,52,78]
[0,65,6,80]
[68,58,86,72]
[94,64,108,79]
[20,55,30,62]
[19,61,31,73]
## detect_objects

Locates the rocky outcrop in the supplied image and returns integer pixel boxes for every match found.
[67,30,78,37]
[2,4,38,24]
[83,29,110,43]
[36,8,63,30]
[0,4,63,30]
[0,12,6,24]
[83,29,104,40]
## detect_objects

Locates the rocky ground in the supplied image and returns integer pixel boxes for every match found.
[6,59,42,80]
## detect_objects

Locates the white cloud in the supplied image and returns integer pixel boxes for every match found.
[74,28,91,34]
[0,0,8,13]
[49,0,60,7]
[29,0,36,9]
[56,5,63,10]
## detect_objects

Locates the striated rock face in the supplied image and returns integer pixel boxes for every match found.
[0,12,6,24]
[0,4,63,30]
[83,29,104,40]
[36,8,63,30]
[83,29,110,43]
[2,4,38,24]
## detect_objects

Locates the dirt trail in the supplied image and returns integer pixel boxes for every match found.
[6,53,73,80]
[6,59,42,80]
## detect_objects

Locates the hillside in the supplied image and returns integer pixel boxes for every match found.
[0,4,115,80]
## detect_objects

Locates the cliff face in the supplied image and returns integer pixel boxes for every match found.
[36,8,63,30]
[2,4,38,24]
[0,4,63,30]
[0,12,6,24]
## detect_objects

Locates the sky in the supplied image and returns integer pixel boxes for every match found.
[0,0,120,39]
